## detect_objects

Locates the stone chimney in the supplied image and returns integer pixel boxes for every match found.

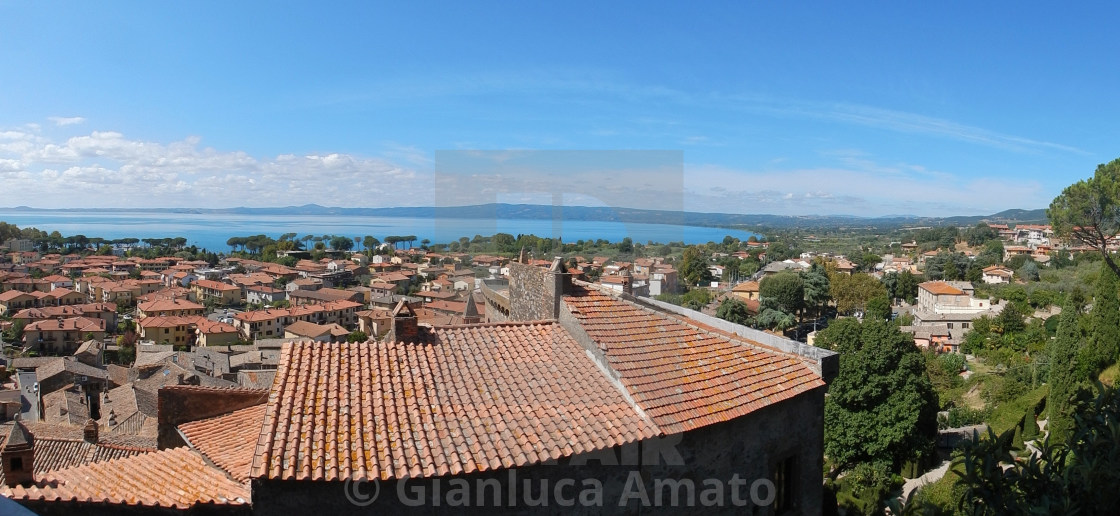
[83,418,99,443]
[620,266,633,295]
[389,300,419,342]
[2,419,35,487]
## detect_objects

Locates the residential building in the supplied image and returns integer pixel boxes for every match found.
[22,317,107,354]
[191,279,242,306]
[981,265,1014,284]
[136,299,205,319]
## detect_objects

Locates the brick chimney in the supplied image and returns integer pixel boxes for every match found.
[620,266,633,296]
[389,300,419,342]
[2,420,35,487]
[83,418,99,443]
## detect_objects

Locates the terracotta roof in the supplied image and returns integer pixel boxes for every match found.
[137,298,204,313]
[283,320,331,338]
[178,404,267,482]
[919,281,966,296]
[25,317,106,334]
[2,447,250,508]
[562,285,826,434]
[252,329,658,482]
[0,422,151,485]
[192,279,240,291]
[731,280,759,292]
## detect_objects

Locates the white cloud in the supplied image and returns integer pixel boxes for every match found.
[47,116,86,126]
[0,127,431,208]
[681,155,1048,217]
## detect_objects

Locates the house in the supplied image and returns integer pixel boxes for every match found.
[245,285,287,306]
[11,303,118,329]
[0,291,36,315]
[193,319,240,347]
[136,298,205,319]
[731,280,760,301]
[648,266,679,296]
[22,317,107,355]
[138,316,197,346]
[911,281,1004,333]
[287,287,362,306]
[981,265,1014,284]
[191,279,242,306]
[282,320,331,342]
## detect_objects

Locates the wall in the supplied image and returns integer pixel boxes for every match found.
[507,262,564,321]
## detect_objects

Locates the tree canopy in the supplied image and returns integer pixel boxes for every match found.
[1048,157,1120,277]
[816,318,939,473]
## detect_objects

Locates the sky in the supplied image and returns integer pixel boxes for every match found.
[1,2,1117,217]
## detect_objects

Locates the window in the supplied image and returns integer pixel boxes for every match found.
[947,323,954,329]
[772,455,796,514]
[10,457,23,471]
[962,322,970,329]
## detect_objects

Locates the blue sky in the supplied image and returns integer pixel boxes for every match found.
[1,2,1117,216]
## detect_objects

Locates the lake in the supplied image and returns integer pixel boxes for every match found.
[0,210,758,252]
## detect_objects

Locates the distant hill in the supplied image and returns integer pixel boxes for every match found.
[0,203,1051,230]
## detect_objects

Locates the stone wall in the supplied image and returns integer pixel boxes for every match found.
[507,262,564,321]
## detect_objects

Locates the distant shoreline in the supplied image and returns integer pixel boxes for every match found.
[0,203,1048,230]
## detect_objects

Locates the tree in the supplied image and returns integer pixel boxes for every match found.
[817,318,938,474]
[1048,157,1120,278]
[1077,265,1120,379]
[802,264,831,320]
[347,331,369,343]
[1047,299,1084,444]
[716,297,751,325]
[679,246,713,287]
[760,271,805,316]
[948,384,1120,515]
[831,273,888,316]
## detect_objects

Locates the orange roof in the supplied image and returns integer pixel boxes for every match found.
[194,319,239,334]
[25,317,105,332]
[178,404,267,482]
[919,281,965,295]
[251,328,659,482]
[193,279,240,291]
[562,285,825,434]
[731,280,760,292]
[3,447,249,508]
[138,298,205,313]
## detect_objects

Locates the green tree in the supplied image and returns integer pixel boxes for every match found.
[1047,299,1084,444]
[760,271,805,316]
[802,264,831,319]
[831,273,889,316]
[949,384,1120,515]
[716,297,751,325]
[347,331,369,343]
[1048,157,1120,278]
[817,318,938,474]
[679,246,713,287]
[1077,265,1120,378]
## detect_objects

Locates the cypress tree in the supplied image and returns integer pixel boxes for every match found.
[1078,266,1120,379]
[1048,299,1083,444]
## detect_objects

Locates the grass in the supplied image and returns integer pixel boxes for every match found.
[987,384,1049,435]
